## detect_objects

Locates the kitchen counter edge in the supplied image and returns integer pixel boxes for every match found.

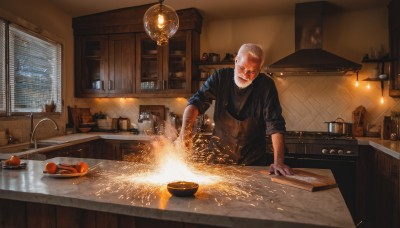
[357,137,400,159]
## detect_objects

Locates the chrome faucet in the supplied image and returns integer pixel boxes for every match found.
[30,117,59,149]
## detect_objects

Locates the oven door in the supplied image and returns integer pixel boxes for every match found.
[284,154,356,223]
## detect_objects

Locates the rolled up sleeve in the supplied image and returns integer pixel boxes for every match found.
[187,71,220,114]
[264,80,286,135]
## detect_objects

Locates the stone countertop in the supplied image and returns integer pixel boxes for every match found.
[0,157,354,228]
[1,132,400,161]
[0,132,153,159]
[357,137,400,159]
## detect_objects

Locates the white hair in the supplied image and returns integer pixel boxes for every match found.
[236,43,265,66]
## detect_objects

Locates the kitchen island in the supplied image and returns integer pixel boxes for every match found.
[0,157,354,228]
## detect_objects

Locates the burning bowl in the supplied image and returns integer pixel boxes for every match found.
[167,181,199,197]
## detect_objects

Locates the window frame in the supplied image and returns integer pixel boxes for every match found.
[0,18,63,117]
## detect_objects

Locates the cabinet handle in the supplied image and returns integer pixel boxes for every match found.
[108,80,113,90]
[391,165,398,178]
[101,80,104,90]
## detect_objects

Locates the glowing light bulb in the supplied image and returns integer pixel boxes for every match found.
[355,80,359,87]
[143,1,179,46]
[157,14,165,29]
[367,82,370,89]
[381,97,384,104]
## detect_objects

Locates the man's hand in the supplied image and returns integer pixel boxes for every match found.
[269,163,294,176]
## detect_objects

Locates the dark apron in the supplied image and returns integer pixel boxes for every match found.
[209,76,267,166]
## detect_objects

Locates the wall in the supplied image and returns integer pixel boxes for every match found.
[0,2,399,144]
[0,0,73,142]
[193,7,400,132]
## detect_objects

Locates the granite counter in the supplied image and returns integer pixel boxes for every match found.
[357,137,400,159]
[0,157,354,228]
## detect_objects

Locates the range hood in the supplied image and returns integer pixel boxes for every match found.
[266,1,361,76]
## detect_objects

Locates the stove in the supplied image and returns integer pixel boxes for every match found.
[272,131,359,158]
[267,131,359,222]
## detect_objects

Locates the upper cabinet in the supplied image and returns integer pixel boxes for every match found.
[389,0,400,96]
[136,30,197,97]
[73,5,202,98]
[75,34,135,97]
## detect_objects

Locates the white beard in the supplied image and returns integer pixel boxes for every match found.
[234,70,253,89]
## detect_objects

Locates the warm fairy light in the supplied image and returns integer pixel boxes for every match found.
[381,96,384,104]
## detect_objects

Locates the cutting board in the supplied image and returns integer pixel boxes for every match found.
[270,168,337,192]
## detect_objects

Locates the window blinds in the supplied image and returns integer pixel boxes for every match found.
[9,23,61,113]
[0,21,5,114]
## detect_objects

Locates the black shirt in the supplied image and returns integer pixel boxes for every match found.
[188,68,286,135]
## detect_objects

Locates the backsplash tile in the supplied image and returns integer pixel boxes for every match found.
[1,74,400,144]
[74,74,400,133]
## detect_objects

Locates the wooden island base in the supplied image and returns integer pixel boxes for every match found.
[0,198,219,228]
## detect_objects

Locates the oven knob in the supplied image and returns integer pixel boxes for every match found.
[338,149,344,154]
[329,149,336,154]
[346,150,353,154]
[322,149,329,154]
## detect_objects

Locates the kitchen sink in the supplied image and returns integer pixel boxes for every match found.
[0,141,61,154]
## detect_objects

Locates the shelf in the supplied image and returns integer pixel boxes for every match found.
[361,54,393,63]
[197,61,234,65]
[363,77,388,81]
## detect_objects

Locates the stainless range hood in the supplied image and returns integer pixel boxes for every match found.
[266,1,361,76]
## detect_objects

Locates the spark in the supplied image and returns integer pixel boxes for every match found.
[87,134,288,208]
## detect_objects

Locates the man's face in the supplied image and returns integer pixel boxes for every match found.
[234,54,261,88]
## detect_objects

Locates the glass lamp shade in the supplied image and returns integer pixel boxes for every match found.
[143,3,179,46]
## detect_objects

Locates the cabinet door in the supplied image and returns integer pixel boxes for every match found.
[99,140,122,160]
[135,31,195,96]
[390,27,400,96]
[164,31,192,94]
[75,35,108,97]
[120,141,151,162]
[108,34,135,96]
[372,150,400,228]
[136,33,163,93]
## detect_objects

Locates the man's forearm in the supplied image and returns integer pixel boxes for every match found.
[179,104,199,142]
[271,133,285,164]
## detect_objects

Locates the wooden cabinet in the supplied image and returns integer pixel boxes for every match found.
[193,61,234,92]
[0,199,219,228]
[75,34,135,97]
[135,30,199,97]
[371,150,399,228]
[95,139,151,161]
[39,141,95,159]
[357,146,400,228]
[389,0,400,96]
[97,140,123,160]
[120,140,152,162]
[73,6,202,98]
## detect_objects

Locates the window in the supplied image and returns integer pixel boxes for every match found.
[0,19,62,116]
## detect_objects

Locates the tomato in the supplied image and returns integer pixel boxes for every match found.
[8,156,20,166]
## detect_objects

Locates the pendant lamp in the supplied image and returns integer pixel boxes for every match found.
[143,0,179,46]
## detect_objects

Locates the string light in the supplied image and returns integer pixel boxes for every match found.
[355,71,359,87]
[380,80,384,104]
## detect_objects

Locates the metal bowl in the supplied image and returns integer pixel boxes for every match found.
[167,181,199,197]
